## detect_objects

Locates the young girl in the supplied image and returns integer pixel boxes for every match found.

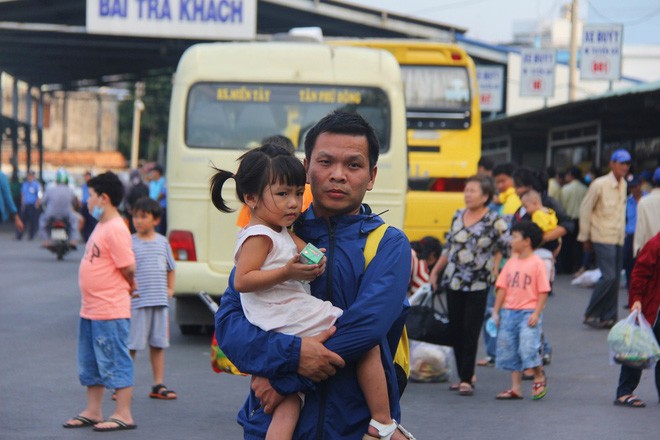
[210,144,401,440]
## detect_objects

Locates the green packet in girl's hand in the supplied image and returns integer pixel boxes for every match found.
[300,243,324,265]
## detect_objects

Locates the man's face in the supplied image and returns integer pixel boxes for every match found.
[305,132,376,219]
[494,174,513,194]
[610,160,630,180]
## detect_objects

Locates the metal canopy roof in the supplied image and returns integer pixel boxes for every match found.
[0,0,465,88]
[483,82,660,142]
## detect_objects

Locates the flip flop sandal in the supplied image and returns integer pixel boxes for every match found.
[458,383,474,396]
[362,419,417,440]
[62,415,103,428]
[150,383,177,400]
[532,381,547,400]
[477,356,495,367]
[613,395,646,408]
[496,389,523,400]
[92,418,137,432]
[450,381,476,391]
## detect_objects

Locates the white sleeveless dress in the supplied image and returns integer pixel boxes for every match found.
[235,224,343,337]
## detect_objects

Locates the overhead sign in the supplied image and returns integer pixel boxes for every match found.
[520,49,556,98]
[86,0,256,40]
[476,65,504,112]
[580,24,623,81]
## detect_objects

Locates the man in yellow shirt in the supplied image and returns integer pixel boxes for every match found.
[493,163,522,220]
[579,149,630,329]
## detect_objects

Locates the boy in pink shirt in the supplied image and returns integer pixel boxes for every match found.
[493,221,550,400]
[63,172,137,432]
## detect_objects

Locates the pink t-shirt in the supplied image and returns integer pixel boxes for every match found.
[79,216,135,320]
[495,254,551,310]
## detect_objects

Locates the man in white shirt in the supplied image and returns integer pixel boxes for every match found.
[634,167,660,255]
[579,149,630,329]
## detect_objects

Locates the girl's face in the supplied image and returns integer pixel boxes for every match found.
[248,181,304,230]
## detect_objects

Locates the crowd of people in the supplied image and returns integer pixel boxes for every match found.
[414,151,660,409]
[2,163,169,247]
[2,110,659,437]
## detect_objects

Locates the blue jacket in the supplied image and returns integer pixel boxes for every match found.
[215,205,411,440]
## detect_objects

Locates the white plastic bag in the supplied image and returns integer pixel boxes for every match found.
[409,283,433,306]
[409,340,452,383]
[607,310,660,369]
[571,269,601,288]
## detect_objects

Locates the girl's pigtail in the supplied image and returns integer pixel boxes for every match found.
[210,167,235,213]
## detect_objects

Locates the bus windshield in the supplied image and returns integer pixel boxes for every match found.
[401,66,471,111]
[185,83,391,151]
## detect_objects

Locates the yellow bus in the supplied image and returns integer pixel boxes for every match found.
[166,42,407,332]
[331,40,481,241]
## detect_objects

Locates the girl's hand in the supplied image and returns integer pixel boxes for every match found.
[492,313,499,327]
[286,254,324,281]
[528,313,539,327]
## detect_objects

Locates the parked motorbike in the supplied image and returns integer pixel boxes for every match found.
[45,218,74,260]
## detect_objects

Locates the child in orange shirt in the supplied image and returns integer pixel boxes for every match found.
[63,172,137,432]
[493,221,550,400]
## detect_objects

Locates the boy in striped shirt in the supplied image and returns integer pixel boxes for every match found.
[129,197,177,400]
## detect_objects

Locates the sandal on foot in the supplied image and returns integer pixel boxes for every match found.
[450,381,475,391]
[532,381,547,400]
[496,389,523,400]
[149,383,177,400]
[63,415,102,429]
[458,382,474,396]
[477,356,495,367]
[92,418,137,432]
[361,419,416,440]
[613,395,646,408]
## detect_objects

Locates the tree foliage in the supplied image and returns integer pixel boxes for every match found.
[118,70,173,164]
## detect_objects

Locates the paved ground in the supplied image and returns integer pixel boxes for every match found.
[0,224,658,439]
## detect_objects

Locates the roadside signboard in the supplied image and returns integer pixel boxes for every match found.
[86,0,257,40]
[580,24,623,81]
[520,49,556,97]
[476,65,504,112]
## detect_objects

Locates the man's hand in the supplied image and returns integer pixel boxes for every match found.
[582,240,593,253]
[298,327,345,382]
[251,376,285,414]
[631,300,642,313]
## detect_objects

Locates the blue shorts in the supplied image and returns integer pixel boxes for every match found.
[78,318,134,389]
[495,309,542,372]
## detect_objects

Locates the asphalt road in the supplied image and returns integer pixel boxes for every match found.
[1,225,658,440]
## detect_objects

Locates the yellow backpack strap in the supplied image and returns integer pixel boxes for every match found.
[363,224,389,268]
[363,224,410,378]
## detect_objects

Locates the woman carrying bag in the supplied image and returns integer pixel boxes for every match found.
[430,175,509,396]
[613,231,660,408]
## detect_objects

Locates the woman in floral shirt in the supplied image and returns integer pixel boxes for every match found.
[430,175,509,396]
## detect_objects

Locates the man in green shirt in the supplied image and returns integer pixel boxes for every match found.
[558,167,588,274]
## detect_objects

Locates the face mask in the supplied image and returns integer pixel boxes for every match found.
[584,175,593,184]
[91,205,105,221]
